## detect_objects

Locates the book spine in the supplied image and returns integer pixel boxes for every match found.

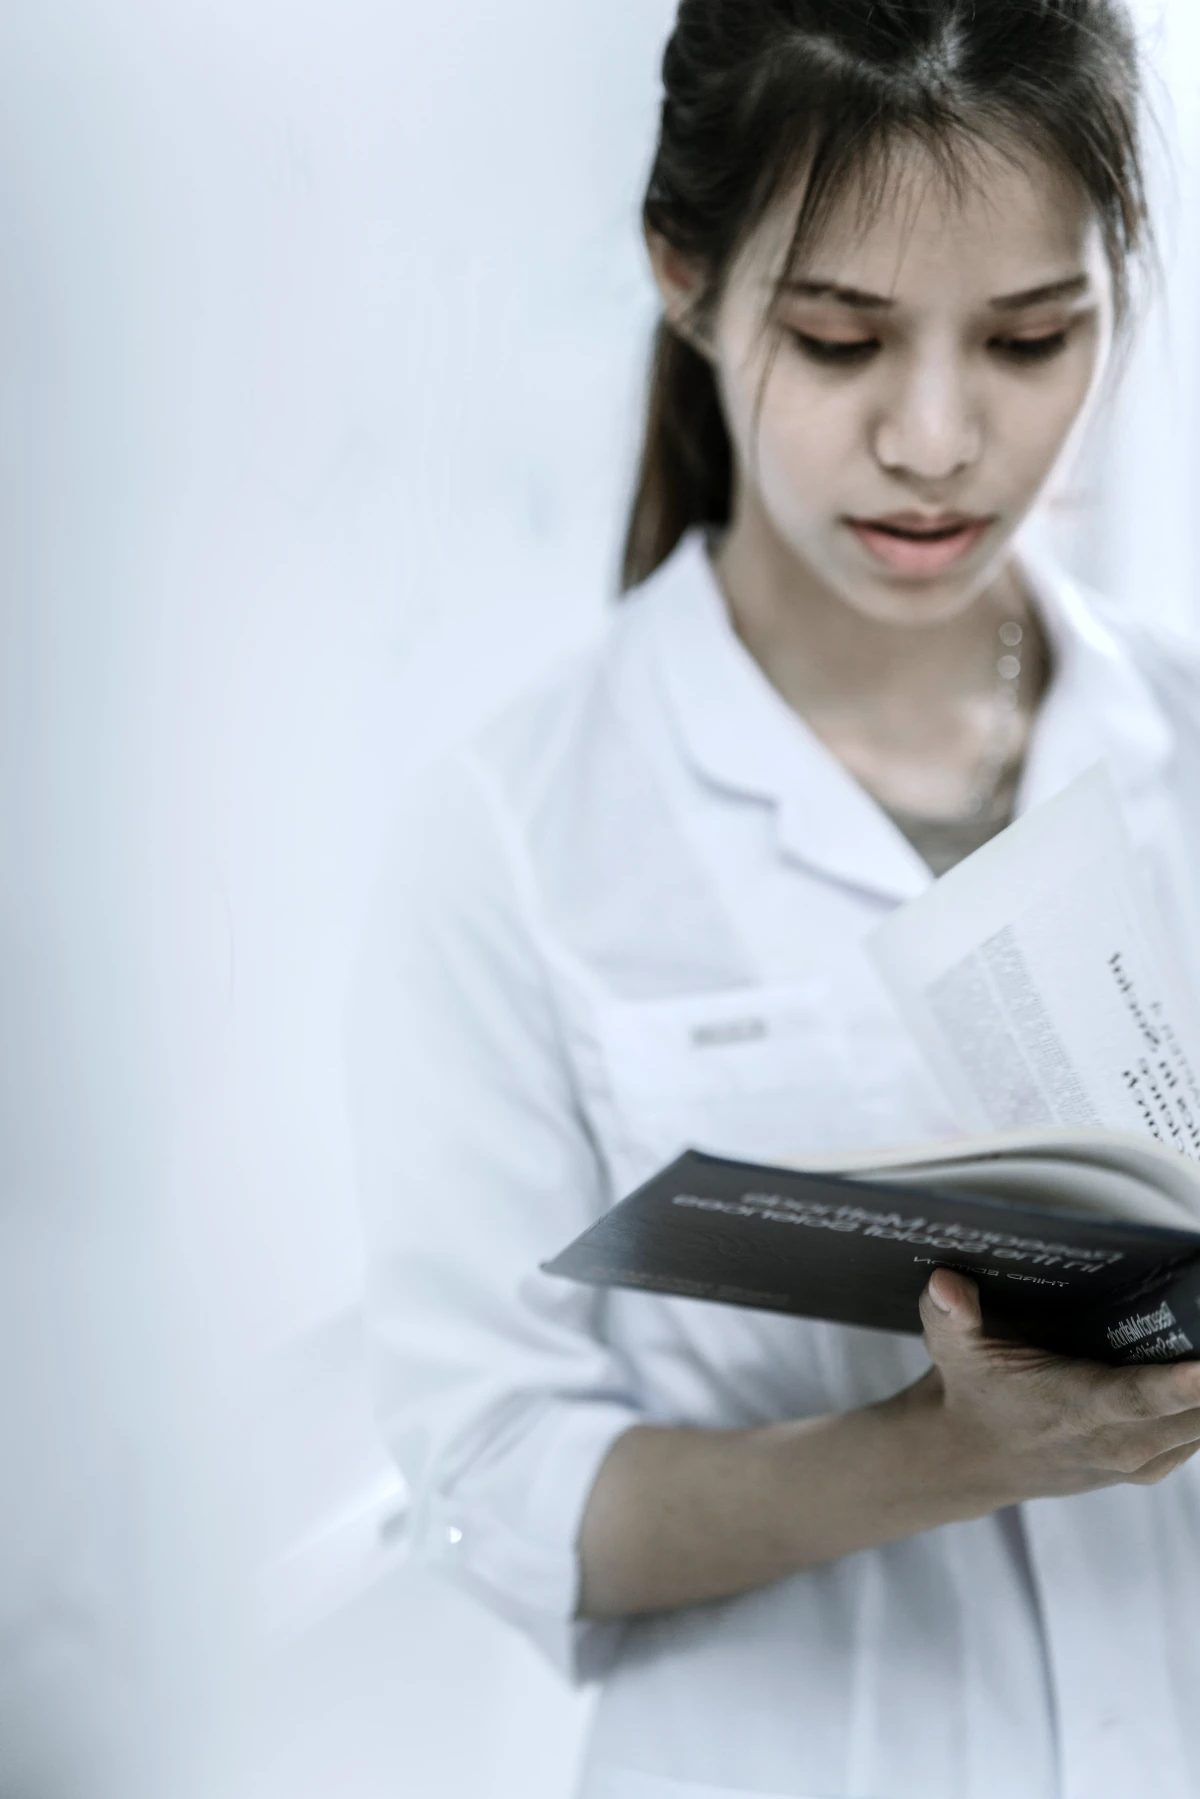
[1083,1264,1200,1366]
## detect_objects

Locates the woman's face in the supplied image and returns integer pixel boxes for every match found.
[653,140,1115,627]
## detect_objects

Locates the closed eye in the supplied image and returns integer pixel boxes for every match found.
[989,330,1070,363]
[788,330,880,367]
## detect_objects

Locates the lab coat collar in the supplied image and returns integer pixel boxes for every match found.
[647,530,1175,905]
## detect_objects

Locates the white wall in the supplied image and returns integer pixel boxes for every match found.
[1052,0,1200,633]
[115,1,677,1793]
[0,11,187,1794]
[5,2,1197,1796]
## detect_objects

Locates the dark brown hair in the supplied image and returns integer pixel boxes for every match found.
[621,0,1149,591]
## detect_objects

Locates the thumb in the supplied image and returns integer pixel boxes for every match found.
[919,1267,983,1361]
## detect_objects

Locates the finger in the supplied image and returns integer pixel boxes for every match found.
[1096,1357,1200,1427]
[919,1268,983,1356]
[1126,1438,1200,1486]
[1099,1405,1200,1473]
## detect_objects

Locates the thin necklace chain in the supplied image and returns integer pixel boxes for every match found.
[963,614,1027,820]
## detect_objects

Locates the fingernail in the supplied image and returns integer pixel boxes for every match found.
[928,1284,953,1314]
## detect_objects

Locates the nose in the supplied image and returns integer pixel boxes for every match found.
[871,350,982,483]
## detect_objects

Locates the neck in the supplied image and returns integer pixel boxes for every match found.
[709,502,1048,818]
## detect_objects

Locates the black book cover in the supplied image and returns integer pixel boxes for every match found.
[543,1151,1200,1365]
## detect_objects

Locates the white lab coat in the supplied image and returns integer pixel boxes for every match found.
[348,532,1200,1799]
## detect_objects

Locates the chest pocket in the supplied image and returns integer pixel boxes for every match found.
[583,978,858,1193]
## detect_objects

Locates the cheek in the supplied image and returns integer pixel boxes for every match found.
[1001,357,1100,486]
[752,373,859,502]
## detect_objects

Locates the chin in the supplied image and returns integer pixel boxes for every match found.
[831,537,1016,627]
[863,586,985,629]
[836,572,990,629]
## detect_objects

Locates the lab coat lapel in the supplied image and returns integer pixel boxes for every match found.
[648,536,932,906]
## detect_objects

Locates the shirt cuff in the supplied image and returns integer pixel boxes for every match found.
[409,1398,641,1684]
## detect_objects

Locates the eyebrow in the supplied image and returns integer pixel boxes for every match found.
[777,280,895,309]
[987,274,1093,311]
[776,273,1094,311]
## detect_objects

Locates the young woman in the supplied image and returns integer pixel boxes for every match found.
[349,5,1200,1795]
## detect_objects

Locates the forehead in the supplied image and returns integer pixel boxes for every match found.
[744,137,1107,304]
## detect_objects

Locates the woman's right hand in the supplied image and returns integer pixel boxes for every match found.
[578,1271,1200,1620]
[918,1267,1200,1506]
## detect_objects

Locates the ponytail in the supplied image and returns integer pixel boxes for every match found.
[620,322,733,593]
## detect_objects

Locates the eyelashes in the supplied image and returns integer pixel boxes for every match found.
[990,330,1071,363]
[786,328,1074,368]
[788,331,879,366]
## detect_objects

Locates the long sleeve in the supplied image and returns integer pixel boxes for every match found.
[345,751,640,1681]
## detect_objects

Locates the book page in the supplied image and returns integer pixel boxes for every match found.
[862,1156,1194,1231]
[868,765,1200,1161]
[786,1126,1200,1221]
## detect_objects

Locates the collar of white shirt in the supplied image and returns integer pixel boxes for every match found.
[644,529,1174,907]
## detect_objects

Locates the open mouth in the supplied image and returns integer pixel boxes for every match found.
[846,515,994,576]
[867,520,975,541]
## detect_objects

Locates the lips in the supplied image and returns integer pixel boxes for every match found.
[846,513,994,577]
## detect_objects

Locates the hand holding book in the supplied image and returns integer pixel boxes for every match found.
[920,1267,1200,1498]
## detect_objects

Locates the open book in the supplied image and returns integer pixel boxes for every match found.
[545,769,1200,1364]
